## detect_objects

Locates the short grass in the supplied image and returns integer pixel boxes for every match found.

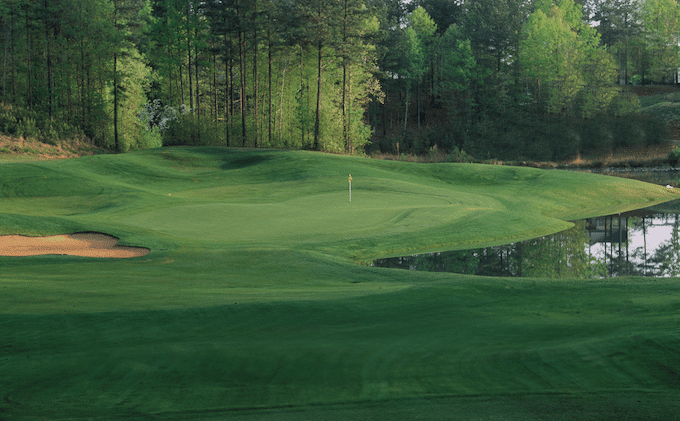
[1,147,679,420]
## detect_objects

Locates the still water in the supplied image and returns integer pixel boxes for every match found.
[373,188,680,279]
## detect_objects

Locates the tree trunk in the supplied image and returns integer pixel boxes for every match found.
[3,17,9,102]
[416,79,420,132]
[187,4,194,114]
[45,6,53,118]
[226,53,232,147]
[79,0,87,129]
[403,90,409,134]
[195,19,200,119]
[268,25,273,146]
[342,58,347,152]
[168,45,173,103]
[382,96,386,139]
[313,40,322,151]
[347,65,352,154]
[10,9,15,102]
[213,51,217,121]
[239,9,247,146]
[25,11,32,111]
[279,60,287,146]
[80,31,87,128]
[114,52,119,152]
[253,3,259,147]
[300,44,305,146]
[178,47,185,105]
[113,0,119,151]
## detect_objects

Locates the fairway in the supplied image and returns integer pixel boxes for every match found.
[2,147,680,420]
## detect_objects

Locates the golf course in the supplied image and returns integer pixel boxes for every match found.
[2,147,680,420]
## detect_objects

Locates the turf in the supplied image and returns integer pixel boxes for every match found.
[1,147,679,420]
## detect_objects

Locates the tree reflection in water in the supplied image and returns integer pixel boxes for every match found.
[373,200,680,278]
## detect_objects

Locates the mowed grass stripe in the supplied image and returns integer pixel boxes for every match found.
[2,278,679,419]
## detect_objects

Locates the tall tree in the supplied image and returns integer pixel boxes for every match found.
[436,24,477,111]
[640,0,680,83]
[400,25,424,133]
[587,0,641,85]
[338,0,376,152]
[296,0,343,150]
[111,0,152,152]
[416,0,461,35]
[519,0,614,115]
[404,6,435,132]
[462,0,528,75]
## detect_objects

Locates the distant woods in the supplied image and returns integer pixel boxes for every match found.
[0,0,678,160]
[0,0,381,153]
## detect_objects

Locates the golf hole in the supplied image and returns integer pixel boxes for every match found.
[0,232,150,258]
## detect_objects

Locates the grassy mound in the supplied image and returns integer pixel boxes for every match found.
[1,147,679,420]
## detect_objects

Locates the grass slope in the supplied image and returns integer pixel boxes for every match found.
[1,147,679,420]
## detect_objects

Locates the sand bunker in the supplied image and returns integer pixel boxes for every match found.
[0,232,150,258]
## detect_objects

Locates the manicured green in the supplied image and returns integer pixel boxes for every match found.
[1,147,679,420]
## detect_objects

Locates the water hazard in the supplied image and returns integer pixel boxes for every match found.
[373,196,680,279]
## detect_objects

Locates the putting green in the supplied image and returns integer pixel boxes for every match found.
[122,190,497,244]
[1,147,679,421]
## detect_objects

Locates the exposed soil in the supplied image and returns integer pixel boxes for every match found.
[0,232,149,258]
[0,134,99,162]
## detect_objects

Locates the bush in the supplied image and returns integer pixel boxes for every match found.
[16,117,40,139]
[580,118,613,151]
[669,147,680,165]
[140,127,163,149]
[641,102,680,126]
[608,91,640,116]
[0,103,87,145]
[163,115,227,147]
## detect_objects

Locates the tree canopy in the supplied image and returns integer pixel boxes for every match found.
[0,0,677,160]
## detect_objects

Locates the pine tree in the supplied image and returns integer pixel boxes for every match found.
[296,0,343,150]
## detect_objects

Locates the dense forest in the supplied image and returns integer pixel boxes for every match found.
[0,0,678,160]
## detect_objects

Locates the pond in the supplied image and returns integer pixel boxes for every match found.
[372,169,680,279]
[575,166,680,187]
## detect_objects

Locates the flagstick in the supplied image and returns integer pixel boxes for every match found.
[349,174,352,202]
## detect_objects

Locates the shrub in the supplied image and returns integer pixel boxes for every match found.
[641,102,680,126]
[163,115,227,147]
[140,127,163,149]
[669,147,680,165]
[580,118,613,151]
[608,91,640,116]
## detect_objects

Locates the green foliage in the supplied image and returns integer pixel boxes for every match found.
[639,92,680,107]
[668,146,680,165]
[640,0,680,83]
[641,102,680,126]
[608,90,641,116]
[0,0,676,160]
[140,126,163,149]
[519,0,613,116]
[402,27,425,82]
[163,114,227,147]
[437,25,477,95]
[0,104,87,144]
[638,92,680,126]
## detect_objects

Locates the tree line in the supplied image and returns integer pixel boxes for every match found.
[0,0,678,160]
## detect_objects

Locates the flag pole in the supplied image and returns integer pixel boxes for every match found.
[349,174,352,202]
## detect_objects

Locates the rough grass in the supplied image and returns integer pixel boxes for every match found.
[1,147,679,420]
